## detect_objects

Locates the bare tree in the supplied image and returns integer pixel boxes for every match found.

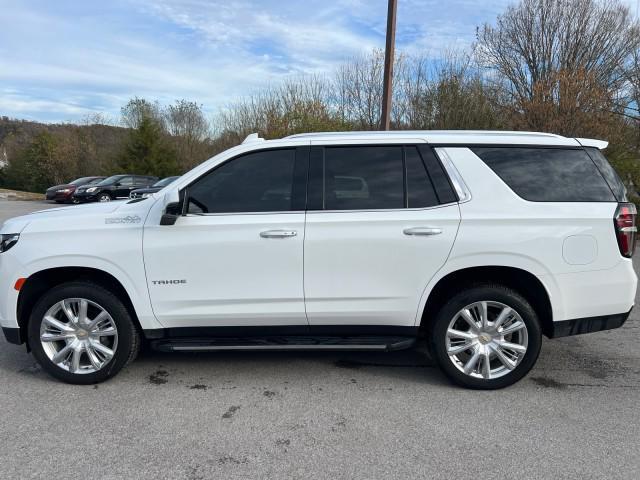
[478,0,640,135]
[164,100,211,169]
[121,97,164,129]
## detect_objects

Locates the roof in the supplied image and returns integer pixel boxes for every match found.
[273,130,608,149]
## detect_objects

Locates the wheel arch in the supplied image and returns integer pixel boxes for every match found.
[17,267,143,347]
[419,265,554,337]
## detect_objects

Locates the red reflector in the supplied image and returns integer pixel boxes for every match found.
[14,278,27,291]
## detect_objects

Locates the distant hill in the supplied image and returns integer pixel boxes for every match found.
[0,116,131,192]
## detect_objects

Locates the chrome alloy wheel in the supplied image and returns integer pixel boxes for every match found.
[445,301,528,380]
[39,298,118,374]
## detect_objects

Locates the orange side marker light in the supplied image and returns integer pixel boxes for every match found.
[14,278,27,291]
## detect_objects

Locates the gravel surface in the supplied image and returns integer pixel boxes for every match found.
[0,200,639,479]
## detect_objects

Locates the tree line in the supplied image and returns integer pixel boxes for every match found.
[1,0,640,195]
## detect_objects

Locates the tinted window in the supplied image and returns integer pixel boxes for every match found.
[97,175,123,186]
[406,147,439,208]
[187,149,296,213]
[324,146,403,210]
[418,146,458,204]
[154,176,179,187]
[584,147,627,201]
[134,177,152,185]
[70,177,94,186]
[472,147,616,202]
[119,176,134,186]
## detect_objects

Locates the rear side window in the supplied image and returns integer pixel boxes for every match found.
[323,146,404,210]
[417,145,458,204]
[405,147,439,208]
[471,147,616,202]
[584,147,627,201]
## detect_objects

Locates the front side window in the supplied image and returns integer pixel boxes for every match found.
[323,146,404,210]
[187,149,296,214]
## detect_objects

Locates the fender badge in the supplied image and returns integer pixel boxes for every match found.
[105,215,142,224]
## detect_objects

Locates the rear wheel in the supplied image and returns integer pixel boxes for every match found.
[430,284,542,389]
[28,282,140,384]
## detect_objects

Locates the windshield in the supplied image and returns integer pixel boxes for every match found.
[97,175,123,186]
[153,176,179,188]
[70,177,95,186]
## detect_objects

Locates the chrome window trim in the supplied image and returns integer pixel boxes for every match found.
[305,202,459,215]
[183,210,305,217]
[434,147,472,203]
[181,202,460,217]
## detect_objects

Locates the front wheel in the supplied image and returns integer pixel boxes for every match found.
[97,192,112,202]
[430,284,542,389]
[28,282,140,384]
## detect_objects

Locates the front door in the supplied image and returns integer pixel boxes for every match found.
[115,176,135,198]
[303,143,460,329]
[143,147,309,329]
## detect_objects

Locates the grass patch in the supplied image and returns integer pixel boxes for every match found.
[0,188,44,201]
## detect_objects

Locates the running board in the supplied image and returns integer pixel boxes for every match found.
[151,336,416,353]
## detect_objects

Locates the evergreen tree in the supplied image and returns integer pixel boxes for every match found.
[118,117,179,177]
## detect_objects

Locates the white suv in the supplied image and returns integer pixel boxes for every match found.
[0,131,636,389]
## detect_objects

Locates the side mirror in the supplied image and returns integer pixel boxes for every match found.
[114,182,121,186]
[160,189,183,226]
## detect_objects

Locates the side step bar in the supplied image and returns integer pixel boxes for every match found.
[151,336,416,353]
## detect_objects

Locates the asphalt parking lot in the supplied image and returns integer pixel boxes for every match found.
[0,200,639,479]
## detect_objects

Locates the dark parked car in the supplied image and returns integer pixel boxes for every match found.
[129,176,180,199]
[45,176,106,203]
[72,174,158,203]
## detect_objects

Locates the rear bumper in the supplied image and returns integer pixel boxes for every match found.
[549,308,632,338]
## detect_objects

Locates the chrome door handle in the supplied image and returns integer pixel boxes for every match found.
[403,227,443,236]
[260,230,298,238]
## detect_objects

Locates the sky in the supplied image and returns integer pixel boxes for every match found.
[0,0,635,124]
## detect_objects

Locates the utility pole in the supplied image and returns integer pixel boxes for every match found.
[380,0,398,130]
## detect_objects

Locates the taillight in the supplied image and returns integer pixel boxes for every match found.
[614,203,637,258]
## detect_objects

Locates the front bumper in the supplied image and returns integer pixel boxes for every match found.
[549,308,633,338]
[47,191,74,202]
[72,192,98,202]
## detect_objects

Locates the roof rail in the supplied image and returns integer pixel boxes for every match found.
[242,133,264,144]
[284,130,565,139]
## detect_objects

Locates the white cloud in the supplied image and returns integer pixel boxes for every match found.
[0,0,519,122]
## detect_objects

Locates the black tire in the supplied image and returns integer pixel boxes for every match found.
[28,281,140,385]
[97,192,112,202]
[430,283,542,389]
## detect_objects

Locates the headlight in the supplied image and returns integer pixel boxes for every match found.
[86,187,98,193]
[0,233,20,253]
[142,193,152,198]
[58,188,71,193]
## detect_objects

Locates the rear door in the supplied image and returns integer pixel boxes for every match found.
[303,141,461,330]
